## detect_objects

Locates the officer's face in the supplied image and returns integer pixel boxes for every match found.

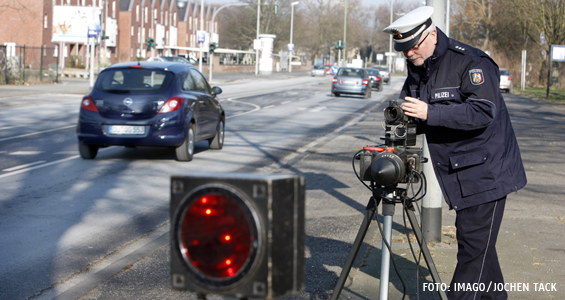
[402,30,437,67]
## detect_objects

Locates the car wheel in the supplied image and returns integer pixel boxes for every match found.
[78,141,98,159]
[209,118,224,150]
[334,92,340,97]
[175,123,195,161]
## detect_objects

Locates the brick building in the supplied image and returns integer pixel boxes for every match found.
[0,0,216,69]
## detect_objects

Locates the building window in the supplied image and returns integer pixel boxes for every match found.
[136,5,139,22]
[145,7,148,23]
[81,0,85,5]
[44,15,48,29]
[174,13,176,27]
[131,26,134,37]
[53,44,59,57]
[112,1,116,18]
[189,17,192,30]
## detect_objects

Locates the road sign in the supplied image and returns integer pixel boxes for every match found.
[385,52,397,57]
[288,43,294,52]
[197,30,206,44]
[377,54,384,61]
[330,66,339,75]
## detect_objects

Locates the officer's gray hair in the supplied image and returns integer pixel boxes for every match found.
[426,23,437,34]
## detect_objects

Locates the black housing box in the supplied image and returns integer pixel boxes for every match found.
[170,173,305,299]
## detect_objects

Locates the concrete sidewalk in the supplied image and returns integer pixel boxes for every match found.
[270,92,565,300]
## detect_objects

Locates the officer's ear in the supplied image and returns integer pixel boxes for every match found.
[431,30,438,45]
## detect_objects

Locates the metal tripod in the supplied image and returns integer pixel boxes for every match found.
[330,194,448,300]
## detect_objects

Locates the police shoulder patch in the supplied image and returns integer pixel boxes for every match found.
[469,69,485,85]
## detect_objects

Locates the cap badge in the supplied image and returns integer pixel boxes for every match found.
[469,69,485,85]
[397,34,403,38]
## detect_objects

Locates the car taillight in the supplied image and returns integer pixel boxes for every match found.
[81,96,99,112]
[507,76,512,81]
[362,79,368,86]
[376,76,381,81]
[333,77,338,84]
[158,95,184,113]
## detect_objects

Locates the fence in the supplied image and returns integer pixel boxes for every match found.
[0,45,60,85]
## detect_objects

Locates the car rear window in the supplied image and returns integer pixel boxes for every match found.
[96,68,174,94]
[337,68,363,77]
[367,69,380,76]
[313,65,325,69]
[500,69,510,75]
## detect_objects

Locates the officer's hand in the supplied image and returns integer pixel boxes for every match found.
[402,97,428,120]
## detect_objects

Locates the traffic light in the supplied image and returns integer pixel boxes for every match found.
[209,42,217,54]
[145,37,155,51]
[170,173,305,299]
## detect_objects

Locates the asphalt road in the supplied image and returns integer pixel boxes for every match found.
[0,71,401,300]
[2,73,564,300]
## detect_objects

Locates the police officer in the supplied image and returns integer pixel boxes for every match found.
[384,6,527,300]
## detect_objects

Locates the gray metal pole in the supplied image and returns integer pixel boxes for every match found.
[342,0,347,67]
[289,3,295,73]
[199,0,204,73]
[255,0,260,76]
[379,201,395,300]
[421,137,443,242]
[421,0,448,243]
[521,50,526,91]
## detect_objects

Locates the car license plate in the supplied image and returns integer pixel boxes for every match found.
[109,125,145,135]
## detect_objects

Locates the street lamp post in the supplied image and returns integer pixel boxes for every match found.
[200,0,204,72]
[289,1,299,72]
[342,0,347,67]
[255,0,261,76]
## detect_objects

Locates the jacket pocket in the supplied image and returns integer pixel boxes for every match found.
[450,149,496,197]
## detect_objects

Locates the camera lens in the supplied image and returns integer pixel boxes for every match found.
[384,106,404,125]
[370,153,405,187]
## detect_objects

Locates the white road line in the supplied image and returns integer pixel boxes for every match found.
[9,151,44,155]
[282,101,292,104]
[0,125,76,142]
[225,98,261,119]
[0,147,114,179]
[3,161,47,172]
[263,105,275,109]
[53,151,78,155]
[0,126,15,131]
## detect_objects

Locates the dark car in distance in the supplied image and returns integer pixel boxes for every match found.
[331,67,371,99]
[372,65,390,85]
[77,61,225,162]
[366,68,383,92]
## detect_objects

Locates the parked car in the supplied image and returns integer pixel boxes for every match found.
[499,68,513,93]
[311,65,326,76]
[325,64,333,75]
[77,61,225,162]
[366,68,383,92]
[331,67,371,99]
[372,65,390,85]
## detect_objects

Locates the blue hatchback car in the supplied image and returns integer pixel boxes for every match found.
[77,61,225,161]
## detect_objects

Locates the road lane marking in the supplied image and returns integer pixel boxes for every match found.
[0,124,76,142]
[310,106,327,112]
[282,101,292,104]
[9,151,44,155]
[263,105,275,109]
[0,148,114,179]
[225,98,261,119]
[3,161,47,172]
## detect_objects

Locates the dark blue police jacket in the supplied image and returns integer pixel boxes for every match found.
[399,28,527,211]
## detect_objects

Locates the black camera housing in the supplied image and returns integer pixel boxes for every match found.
[382,100,417,147]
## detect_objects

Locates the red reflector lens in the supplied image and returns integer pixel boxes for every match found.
[81,96,99,112]
[507,76,512,81]
[332,77,337,84]
[158,95,184,113]
[180,193,254,279]
[362,79,368,86]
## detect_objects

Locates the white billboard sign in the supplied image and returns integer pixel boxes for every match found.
[52,6,102,43]
[106,17,117,47]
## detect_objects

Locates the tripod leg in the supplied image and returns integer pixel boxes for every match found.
[379,201,395,300]
[404,205,448,300]
[330,200,377,300]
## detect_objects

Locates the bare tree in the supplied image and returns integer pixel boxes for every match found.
[510,0,565,97]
